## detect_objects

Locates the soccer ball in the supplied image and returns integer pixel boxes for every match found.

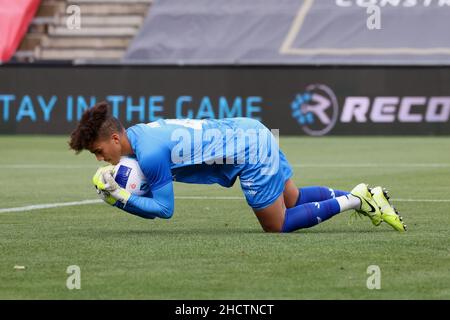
[113,157,149,196]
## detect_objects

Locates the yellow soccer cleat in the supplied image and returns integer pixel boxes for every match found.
[350,183,383,226]
[371,186,407,232]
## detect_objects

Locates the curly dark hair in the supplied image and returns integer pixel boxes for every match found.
[68,101,124,153]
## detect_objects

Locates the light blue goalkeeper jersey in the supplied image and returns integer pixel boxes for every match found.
[126,118,272,189]
[123,118,292,218]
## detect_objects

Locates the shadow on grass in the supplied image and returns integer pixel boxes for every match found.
[95,228,262,237]
[300,227,396,234]
[88,227,395,238]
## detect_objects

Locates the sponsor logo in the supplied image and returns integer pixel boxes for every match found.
[291,84,339,136]
[244,189,257,196]
[115,165,132,189]
[241,179,257,197]
[292,84,450,135]
[341,96,450,123]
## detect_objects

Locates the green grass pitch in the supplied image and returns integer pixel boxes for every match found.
[0,135,449,299]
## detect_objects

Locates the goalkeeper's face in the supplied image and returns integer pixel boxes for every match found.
[90,133,122,165]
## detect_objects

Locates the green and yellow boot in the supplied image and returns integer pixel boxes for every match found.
[371,186,407,232]
[350,183,383,226]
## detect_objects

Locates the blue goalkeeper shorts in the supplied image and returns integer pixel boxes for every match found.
[239,149,293,210]
[233,118,293,210]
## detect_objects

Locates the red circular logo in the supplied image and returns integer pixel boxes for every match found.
[130,183,136,189]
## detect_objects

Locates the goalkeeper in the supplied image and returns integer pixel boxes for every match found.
[69,102,406,233]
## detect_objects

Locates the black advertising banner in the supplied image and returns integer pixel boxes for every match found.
[0,65,449,135]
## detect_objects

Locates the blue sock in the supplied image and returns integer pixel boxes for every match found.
[282,198,341,233]
[296,186,349,206]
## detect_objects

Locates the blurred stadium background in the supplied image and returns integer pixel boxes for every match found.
[0,0,449,299]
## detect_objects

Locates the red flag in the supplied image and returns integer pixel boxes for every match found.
[0,0,41,63]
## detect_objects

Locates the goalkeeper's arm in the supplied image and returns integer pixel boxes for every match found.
[94,167,174,219]
[122,182,174,220]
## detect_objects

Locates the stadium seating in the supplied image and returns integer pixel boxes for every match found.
[13,0,152,62]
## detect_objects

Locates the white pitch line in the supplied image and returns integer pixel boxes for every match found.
[393,199,450,203]
[175,196,243,200]
[1,197,449,214]
[0,163,449,169]
[0,199,102,213]
[291,163,450,168]
[0,164,97,169]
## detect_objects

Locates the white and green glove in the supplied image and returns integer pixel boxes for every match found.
[92,165,116,205]
[92,166,131,208]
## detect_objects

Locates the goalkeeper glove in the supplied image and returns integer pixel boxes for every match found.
[95,187,117,206]
[92,165,114,190]
[92,166,117,206]
[93,166,131,208]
